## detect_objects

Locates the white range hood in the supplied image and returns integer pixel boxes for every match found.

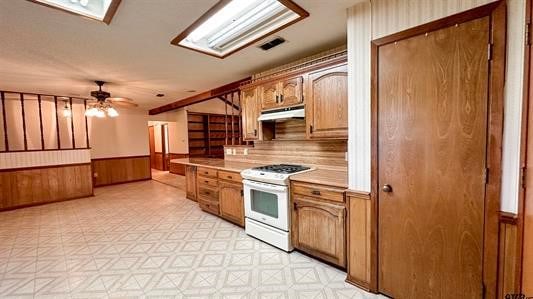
[257,106,305,122]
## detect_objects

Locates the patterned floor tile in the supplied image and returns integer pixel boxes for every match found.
[0,180,380,298]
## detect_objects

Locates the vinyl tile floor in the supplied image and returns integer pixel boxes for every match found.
[0,180,383,299]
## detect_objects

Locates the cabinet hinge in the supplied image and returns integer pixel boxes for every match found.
[484,168,489,185]
[521,166,527,189]
[482,283,486,298]
[241,190,244,197]
[527,22,532,46]
[487,43,493,61]
[310,125,313,133]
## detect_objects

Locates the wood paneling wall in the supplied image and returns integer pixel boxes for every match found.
[92,155,151,187]
[224,140,347,170]
[0,163,93,210]
[153,152,164,171]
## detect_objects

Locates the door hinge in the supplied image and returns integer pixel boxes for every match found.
[487,43,493,61]
[484,168,490,184]
[309,125,313,133]
[241,190,244,197]
[521,166,527,189]
[527,22,532,46]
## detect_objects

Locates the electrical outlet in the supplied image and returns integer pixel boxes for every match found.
[244,148,248,155]
[226,148,232,155]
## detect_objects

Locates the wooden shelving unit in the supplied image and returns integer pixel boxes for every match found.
[187,112,241,158]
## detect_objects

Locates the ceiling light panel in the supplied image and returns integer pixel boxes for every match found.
[172,0,308,58]
[28,0,120,23]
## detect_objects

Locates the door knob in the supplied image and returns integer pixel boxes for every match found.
[382,184,393,193]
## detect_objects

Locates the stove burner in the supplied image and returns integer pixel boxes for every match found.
[252,164,310,174]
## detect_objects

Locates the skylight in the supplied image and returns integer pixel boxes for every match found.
[172,0,309,58]
[28,0,121,24]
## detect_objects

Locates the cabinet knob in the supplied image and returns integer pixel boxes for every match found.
[382,184,393,193]
[311,190,321,196]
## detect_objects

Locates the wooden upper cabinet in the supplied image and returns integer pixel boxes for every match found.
[219,180,244,227]
[261,76,304,110]
[306,64,348,139]
[261,82,279,110]
[292,195,346,268]
[279,76,303,107]
[241,88,260,141]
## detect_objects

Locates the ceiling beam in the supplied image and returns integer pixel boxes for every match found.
[149,77,250,115]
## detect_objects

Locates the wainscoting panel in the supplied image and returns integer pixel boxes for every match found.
[0,163,93,210]
[92,155,151,187]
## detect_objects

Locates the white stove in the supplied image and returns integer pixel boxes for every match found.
[241,164,312,185]
[240,164,313,252]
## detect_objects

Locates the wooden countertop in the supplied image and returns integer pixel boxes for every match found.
[170,158,264,172]
[170,158,348,188]
[289,169,348,189]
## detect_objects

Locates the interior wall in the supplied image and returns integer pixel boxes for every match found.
[89,108,150,159]
[148,109,189,154]
[347,0,526,214]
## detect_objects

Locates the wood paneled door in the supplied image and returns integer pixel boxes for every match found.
[373,3,505,298]
[148,126,155,168]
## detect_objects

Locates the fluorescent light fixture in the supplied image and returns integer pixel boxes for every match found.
[172,0,308,58]
[27,0,121,24]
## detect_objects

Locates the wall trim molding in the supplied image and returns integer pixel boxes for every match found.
[0,194,94,212]
[91,155,150,161]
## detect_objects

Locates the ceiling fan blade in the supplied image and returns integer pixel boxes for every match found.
[107,97,133,102]
[110,101,138,108]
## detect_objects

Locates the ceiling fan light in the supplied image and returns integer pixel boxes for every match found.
[85,107,96,117]
[95,109,106,118]
[107,107,119,117]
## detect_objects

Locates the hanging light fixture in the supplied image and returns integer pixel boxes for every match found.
[62,100,72,118]
[84,81,122,118]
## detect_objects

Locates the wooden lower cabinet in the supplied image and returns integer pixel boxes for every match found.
[185,165,197,201]
[219,181,244,227]
[292,195,346,267]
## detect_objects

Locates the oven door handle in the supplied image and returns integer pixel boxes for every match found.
[243,179,287,193]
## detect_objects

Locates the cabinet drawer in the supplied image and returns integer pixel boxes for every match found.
[197,176,218,188]
[218,170,242,183]
[292,181,345,203]
[199,199,219,216]
[198,185,219,200]
[197,167,218,178]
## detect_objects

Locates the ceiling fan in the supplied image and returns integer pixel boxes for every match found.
[85,81,137,118]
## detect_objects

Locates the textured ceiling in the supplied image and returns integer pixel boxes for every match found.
[0,0,360,109]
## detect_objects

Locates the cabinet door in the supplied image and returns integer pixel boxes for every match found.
[219,181,244,227]
[241,88,260,141]
[292,196,346,267]
[279,76,303,107]
[261,82,279,110]
[307,64,348,139]
[185,165,197,201]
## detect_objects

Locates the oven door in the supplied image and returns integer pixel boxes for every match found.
[243,179,289,231]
